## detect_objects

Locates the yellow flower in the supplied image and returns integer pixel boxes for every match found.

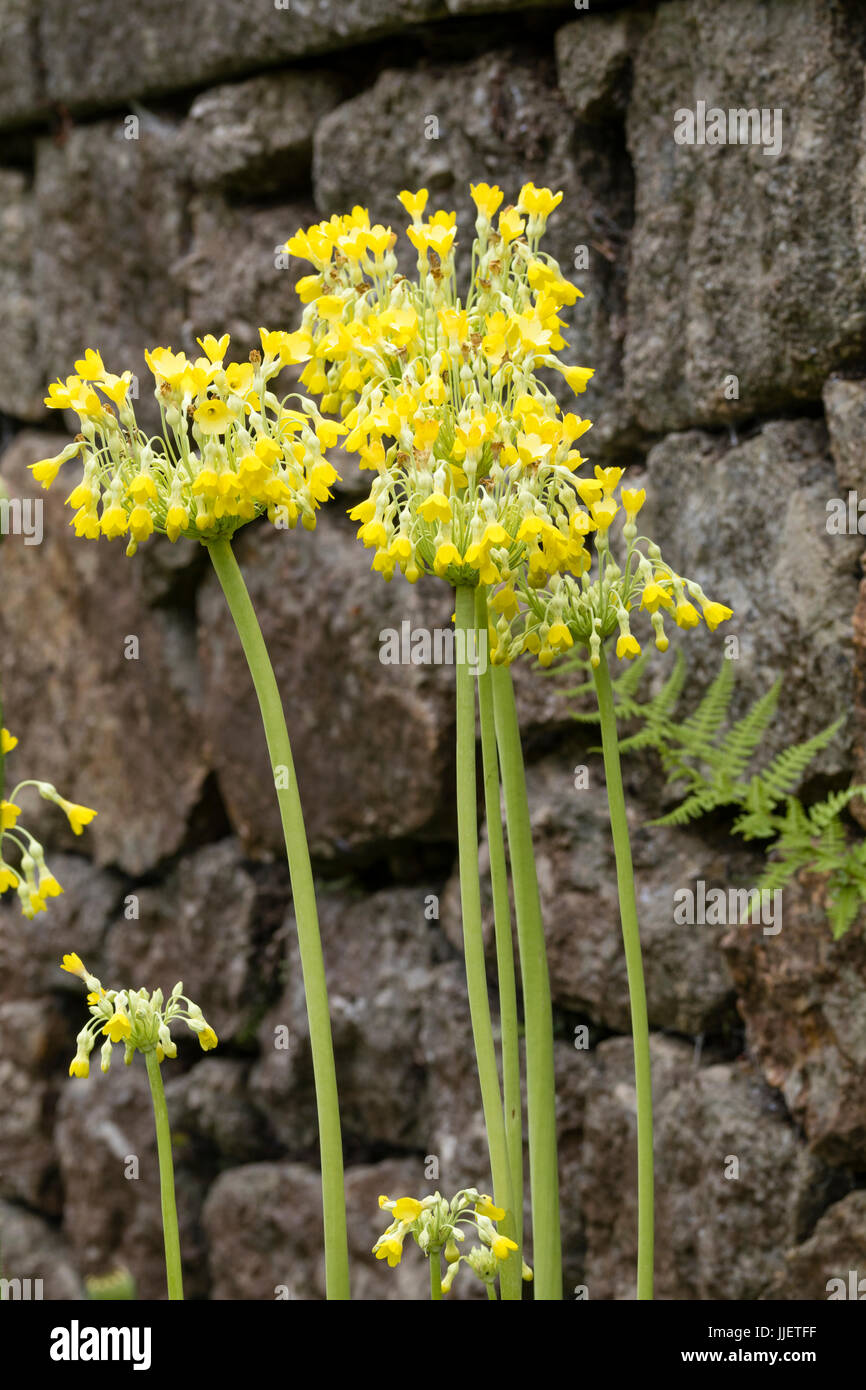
[562,365,595,395]
[491,1234,519,1261]
[69,1058,89,1079]
[475,1195,505,1221]
[498,206,526,243]
[374,1238,404,1268]
[198,1026,219,1051]
[616,633,641,660]
[470,183,504,220]
[58,799,98,836]
[194,399,236,435]
[392,1197,424,1224]
[102,1012,132,1043]
[398,188,429,220]
[0,867,19,892]
[702,601,733,631]
[196,333,230,364]
[418,492,452,523]
[0,800,21,831]
[61,952,87,979]
[1,728,18,754]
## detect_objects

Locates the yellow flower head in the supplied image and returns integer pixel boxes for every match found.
[43,337,341,554]
[289,187,594,593]
[63,959,217,1078]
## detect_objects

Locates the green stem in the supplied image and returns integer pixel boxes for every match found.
[486,1282,498,1300]
[593,648,654,1301]
[206,537,350,1301]
[454,585,515,1288]
[144,1049,183,1301]
[475,588,523,1303]
[491,664,561,1300]
[430,1255,442,1300]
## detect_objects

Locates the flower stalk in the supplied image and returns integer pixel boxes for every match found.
[454,584,518,1298]
[475,585,523,1299]
[206,536,350,1301]
[145,1048,184,1301]
[491,663,561,1299]
[592,648,654,1300]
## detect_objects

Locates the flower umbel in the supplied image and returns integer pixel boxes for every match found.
[484,471,732,668]
[62,956,218,1078]
[372,1188,531,1294]
[287,185,594,589]
[35,333,341,555]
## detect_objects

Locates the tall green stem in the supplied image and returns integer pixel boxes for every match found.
[430,1255,442,1300]
[144,1049,183,1301]
[593,648,654,1300]
[206,537,350,1301]
[454,585,516,1295]
[475,588,523,1302]
[491,664,561,1300]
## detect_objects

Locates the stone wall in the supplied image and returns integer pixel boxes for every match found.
[1,0,866,1300]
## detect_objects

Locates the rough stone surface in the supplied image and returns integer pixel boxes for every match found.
[185,72,347,196]
[823,375,866,497]
[0,852,120,999]
[723,871,866,1168]
[581,1037,826,1300]
[33,122,188,434]
[105,840,282,1042]
[0,0,41,128]
[56,1062,210,1300]
[0,432,209,874]
[0,170,43,421]
[0,1001,66,1210]
[641,421,862,774]
[771,1190,866,1300]
[0,1199,86,1299]
[204,1158,437,1301]
[198,510,455,861]
[179,196,316,352]
[625,0,866,432]
[556,13,645,124]
[39,1,449,112]
[250,883,488,1176]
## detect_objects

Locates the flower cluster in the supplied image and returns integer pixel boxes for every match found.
[485,470,733,667]
[286,184,595,587]
[373,1188,531,1294]
[32,333,342,554]
[61,953,218,1078]
[0,729,97,918]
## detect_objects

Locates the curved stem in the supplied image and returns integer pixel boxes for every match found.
[206,537,350,1301]
[491,663,561,1300]
[430,1255,442,1300]
[454,585,515,1290]
[475,587,523,1303]
[144,1049,183,1301]
[593,648,654,1301]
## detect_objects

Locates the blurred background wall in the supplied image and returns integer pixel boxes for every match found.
[1,0,866,1299]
